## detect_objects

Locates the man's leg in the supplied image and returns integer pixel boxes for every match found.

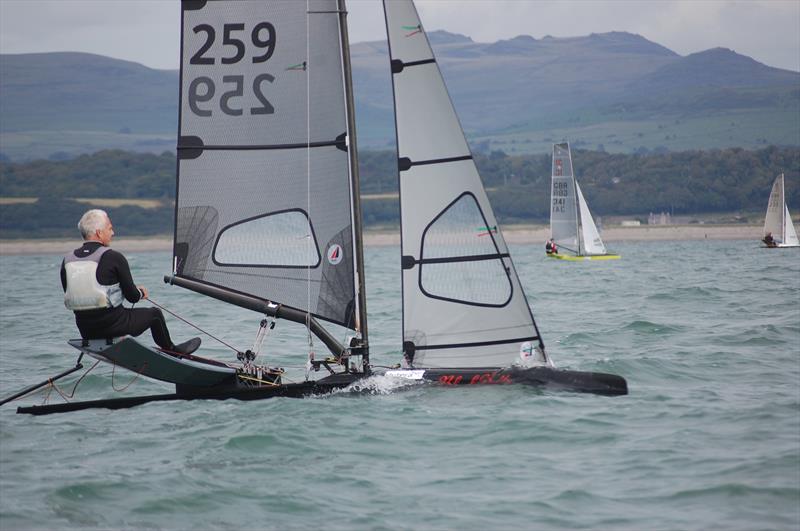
[125,307,175,350]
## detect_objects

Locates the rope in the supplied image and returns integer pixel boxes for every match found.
[44,359,102,403]
[146,296,239,353]
[111,361,147,392]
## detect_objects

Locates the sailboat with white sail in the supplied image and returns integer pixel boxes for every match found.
[9,0,626,415]
[762,173,799,248]
[548,142,620,261]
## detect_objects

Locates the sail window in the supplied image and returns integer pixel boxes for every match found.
[213,209,320,267]
[419,193,512,306]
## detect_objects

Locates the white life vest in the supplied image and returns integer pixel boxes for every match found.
[63,246,124,311]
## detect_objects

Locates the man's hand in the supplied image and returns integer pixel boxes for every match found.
[138,286,149,300]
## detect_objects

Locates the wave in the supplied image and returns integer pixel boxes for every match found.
[621,320,684,334]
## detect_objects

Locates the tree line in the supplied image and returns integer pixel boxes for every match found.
[1,146,797,238]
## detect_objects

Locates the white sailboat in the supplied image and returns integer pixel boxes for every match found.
[548,142,620,260]
[762,173,799,248]
[9,0,626,415]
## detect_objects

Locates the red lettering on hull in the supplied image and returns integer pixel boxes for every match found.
[438,372,513,385]
[438,375,463,385]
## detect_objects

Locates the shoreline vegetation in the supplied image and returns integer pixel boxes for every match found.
[0,224,763,256]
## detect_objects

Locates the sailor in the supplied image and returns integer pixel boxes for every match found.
[61,209,201,355]
[545,238,558,255]
[763,232,777,247]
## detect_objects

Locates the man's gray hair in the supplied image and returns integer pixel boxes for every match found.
[78,209,110,239]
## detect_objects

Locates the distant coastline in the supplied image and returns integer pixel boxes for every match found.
[0,224,763,255]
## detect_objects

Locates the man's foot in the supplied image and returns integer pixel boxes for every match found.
[173,337,201,355]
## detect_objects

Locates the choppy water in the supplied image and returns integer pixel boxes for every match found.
[1,240,798,530]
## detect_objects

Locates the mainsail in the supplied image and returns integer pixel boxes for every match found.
[550,142,579,252]
[764,174,785,241]
[384,0,544,368]
[764,174,799,247]
[174,0,362,329]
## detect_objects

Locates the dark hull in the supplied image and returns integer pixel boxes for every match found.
[16,366,626,415]
[420,366,628,396]
[16,373,361,415]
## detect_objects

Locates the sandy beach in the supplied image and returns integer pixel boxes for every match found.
[0,224,763,255]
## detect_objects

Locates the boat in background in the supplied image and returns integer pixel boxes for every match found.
[548,142,620,261]
[762,173,799,248]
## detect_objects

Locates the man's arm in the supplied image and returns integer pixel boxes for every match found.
[103,250,142,303]
[60,259,67,292]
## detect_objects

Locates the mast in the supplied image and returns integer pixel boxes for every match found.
[571,148,582,255]
[780,173,786,243]
[337,0,369,363]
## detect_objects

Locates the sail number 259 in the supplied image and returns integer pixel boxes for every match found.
[188,22,277,117]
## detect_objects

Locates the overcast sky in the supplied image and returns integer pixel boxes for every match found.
[1,0,798,72]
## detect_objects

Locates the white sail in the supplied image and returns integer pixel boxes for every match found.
[784,204,799,246]
[764,175,785,243]
[550,143,579,252]
[383,0,544,368]
[576,182,608,255]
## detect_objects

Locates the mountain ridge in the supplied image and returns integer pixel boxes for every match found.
[1,30,797,161]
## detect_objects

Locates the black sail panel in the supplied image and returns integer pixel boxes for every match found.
[175,0,356,328]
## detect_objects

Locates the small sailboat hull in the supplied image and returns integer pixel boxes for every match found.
[546,253,621,261]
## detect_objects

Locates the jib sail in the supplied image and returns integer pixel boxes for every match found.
[384,0,545,368]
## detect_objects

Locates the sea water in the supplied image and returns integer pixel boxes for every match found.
[0,240,798,530]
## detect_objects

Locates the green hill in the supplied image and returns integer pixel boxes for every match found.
[1,147,797,238]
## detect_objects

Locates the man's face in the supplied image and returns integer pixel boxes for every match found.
[97,216,114,246]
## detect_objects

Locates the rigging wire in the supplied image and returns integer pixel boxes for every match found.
[146,297,239,353]
[111,361,147,392]
[304,0,316,380]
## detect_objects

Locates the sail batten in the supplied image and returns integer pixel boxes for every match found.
[177,140,347,152]
[174,0,360,329]
[384,0,545,369]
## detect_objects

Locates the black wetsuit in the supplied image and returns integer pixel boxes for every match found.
[60,242,175,349]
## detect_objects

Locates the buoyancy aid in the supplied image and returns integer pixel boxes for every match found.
[63,246,124,311]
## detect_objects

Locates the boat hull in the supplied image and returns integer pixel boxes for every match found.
[15,340,627,415]
[386,366,627,396]
[547,253,621,261]
[16,365,627,415]
[16,372,363,415]
[68,338,237,387]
